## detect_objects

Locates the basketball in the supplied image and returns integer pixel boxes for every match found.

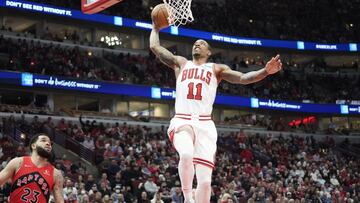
[151,4,170,30]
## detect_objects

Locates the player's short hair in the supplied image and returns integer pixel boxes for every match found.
[29,133,49,153]
[194,39,211,51]
[200,39,211,51]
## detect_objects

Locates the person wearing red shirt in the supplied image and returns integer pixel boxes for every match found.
[57,118,68,132]
[254,162,262,175]
[0,133,64,203]
[243,163,254,175]
[237,130,246,149]
[240,148,253,163]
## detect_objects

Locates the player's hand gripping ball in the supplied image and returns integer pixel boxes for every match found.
[151,4,171,30]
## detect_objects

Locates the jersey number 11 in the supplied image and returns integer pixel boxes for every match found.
[187,82,203,100]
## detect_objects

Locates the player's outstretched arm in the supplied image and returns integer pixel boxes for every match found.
[150,27,187,70]
[0,157,22,186]
[218,55,282,85]
[53,169,64,203]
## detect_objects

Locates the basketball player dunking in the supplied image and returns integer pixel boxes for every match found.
[0,133,64,203]
[150,26,282,203]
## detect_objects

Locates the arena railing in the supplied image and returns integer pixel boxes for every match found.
[53,130,96,163]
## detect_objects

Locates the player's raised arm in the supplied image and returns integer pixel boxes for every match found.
[150,28,187,70]
[0,157,22,186]
[217,55,282,84]
[53,169,64,203]
[149,4,186,70]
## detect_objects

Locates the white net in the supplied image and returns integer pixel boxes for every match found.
[163,0,194,27]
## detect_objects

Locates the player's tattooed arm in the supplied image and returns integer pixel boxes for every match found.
[217,55,282,85]
[0,157,21,186]
[150,28,187,70]
[53,169,65,203]
[218,64,268,84]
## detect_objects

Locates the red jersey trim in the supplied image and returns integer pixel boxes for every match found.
[174,114,212,121]
[193,157,214,166]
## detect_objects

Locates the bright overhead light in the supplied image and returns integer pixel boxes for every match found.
[101,35,121,47]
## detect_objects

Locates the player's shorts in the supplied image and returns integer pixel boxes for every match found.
[167,113,217,169]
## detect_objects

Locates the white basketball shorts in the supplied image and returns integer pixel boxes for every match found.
[167,114,217,169]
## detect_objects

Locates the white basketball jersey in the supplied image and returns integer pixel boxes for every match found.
[175,61,218,115]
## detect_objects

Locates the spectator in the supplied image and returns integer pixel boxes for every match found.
[107,159,121,179]
[94,191,103,203]
[85,175,96,191]
[99,173,111,190]
[77,190,89,203]
[102,194,112,203]
[111,172,124,189]
[240,147,253,163]
[171,187,184,203]
[144,176,159,195]
[63,179,79,203]
[138,191,151,203]
[82,135,95,150]
[110,185,123,203]
[99,181,112,196]
[150,191,164,203]
[57,118,69,132]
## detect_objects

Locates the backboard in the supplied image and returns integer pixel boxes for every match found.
[81,0,123,14]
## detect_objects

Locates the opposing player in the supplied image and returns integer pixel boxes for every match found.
[0,133,64,203]
[150,25,282,202]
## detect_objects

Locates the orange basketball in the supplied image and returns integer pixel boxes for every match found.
[151,4,170,30]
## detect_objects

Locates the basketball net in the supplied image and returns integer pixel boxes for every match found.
[163,0,194,27]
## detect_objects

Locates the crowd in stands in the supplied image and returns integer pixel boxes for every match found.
[28,0,360,43]
[2,102,357,137]
[0,103,52,115]
[223,63,360,104]
[1,114,360,202]
[0,35,118,81]
[1,2,360,200]
[1,35,360,104]
[42,27,82,44]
